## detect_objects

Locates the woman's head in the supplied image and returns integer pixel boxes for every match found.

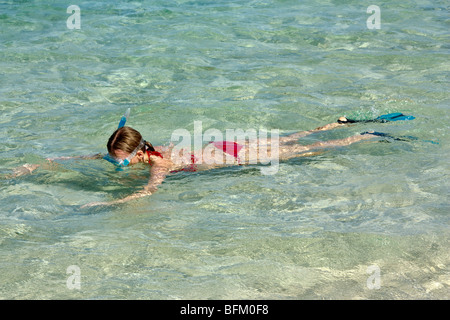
[106,126,154,166]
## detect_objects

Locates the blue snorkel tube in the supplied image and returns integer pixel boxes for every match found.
[118,108,130,129]
[103,108,132,167]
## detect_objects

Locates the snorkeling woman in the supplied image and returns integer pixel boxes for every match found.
[11,111,416,207]
[86,114,392,207]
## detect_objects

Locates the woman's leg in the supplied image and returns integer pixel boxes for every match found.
[279,132,375,161]
[279,119,347,144]
[307,132,373,148]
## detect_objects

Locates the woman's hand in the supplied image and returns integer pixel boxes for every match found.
[81,199,127,208]
[12,158,64,178]
[81,201,112,208]
[12,164,40,177]
[81,190,153,208]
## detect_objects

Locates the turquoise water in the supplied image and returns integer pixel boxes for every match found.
[1,0,449,299]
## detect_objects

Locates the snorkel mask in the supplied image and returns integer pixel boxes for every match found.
[103,108,141,168]
[103,138,145,167]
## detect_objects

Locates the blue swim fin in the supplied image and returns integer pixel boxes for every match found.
[375,113,415,122]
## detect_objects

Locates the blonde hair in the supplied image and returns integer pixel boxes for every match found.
[107,126,155,156]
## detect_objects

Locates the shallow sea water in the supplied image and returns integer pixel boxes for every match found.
[0,0,449,299]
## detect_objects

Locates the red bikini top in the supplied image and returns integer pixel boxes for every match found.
[146,150,163,163]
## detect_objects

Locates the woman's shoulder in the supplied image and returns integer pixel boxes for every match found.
[149,146,174,168]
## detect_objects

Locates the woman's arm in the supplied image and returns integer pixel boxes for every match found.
[46,153,104,161]
[82,156,171,208]
[280,120,347,144]
[10,153,104,178]
[144,157,171,193]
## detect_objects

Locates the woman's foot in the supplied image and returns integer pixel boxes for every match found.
[337,116,357,124]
